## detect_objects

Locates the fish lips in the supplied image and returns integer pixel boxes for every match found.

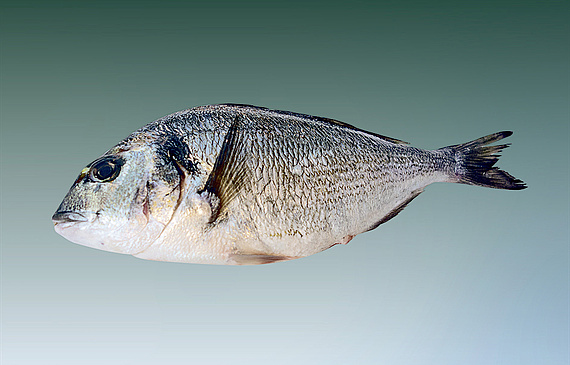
[52,210,97,232]
[52,208,161,255]
[52,211,89,224]
[51,210,114,251]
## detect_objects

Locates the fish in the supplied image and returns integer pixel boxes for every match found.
[52,104,526,265]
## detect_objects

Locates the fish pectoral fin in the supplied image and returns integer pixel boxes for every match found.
[200,116,250,224]
[367,188,424,232]
[229,253,300,265]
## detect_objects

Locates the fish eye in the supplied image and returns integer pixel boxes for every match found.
[90,156,124,183]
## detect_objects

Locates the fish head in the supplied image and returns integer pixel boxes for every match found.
[52,143,183,255]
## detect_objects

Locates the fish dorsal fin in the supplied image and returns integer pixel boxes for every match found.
[200,117,249,224]
[217,104,408,145]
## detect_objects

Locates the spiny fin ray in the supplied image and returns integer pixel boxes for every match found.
[217,104,408,145]
[367,188,424,231]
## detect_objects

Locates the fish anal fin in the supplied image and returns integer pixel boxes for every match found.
[367,188,424,232]
[229,253,299,265]
[200,117,250,224]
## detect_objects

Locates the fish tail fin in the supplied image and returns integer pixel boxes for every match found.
[440,131,527,190]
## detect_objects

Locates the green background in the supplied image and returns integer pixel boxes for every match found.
[1,1,568,364]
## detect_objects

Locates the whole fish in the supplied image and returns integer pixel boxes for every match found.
[52,104,526,265]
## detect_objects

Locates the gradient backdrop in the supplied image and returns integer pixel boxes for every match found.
[1,1,568,364]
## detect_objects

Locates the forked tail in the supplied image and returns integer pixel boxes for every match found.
[440,131,526,190]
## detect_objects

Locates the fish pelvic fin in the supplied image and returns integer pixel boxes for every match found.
[229,253,300,265]
[441,131,527,190]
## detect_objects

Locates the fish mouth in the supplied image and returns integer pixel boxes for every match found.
[52,211,89,224]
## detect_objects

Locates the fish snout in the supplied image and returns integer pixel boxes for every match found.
[52,211,89,224]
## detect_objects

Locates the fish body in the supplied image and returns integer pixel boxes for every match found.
[52,104,526,265]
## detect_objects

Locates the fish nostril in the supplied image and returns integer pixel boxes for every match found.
[52,211,88,223]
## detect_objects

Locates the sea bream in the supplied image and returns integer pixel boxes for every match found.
[52,104,526,265]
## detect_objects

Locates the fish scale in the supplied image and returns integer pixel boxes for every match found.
[231,110,438,257]
[53,104,526,265]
